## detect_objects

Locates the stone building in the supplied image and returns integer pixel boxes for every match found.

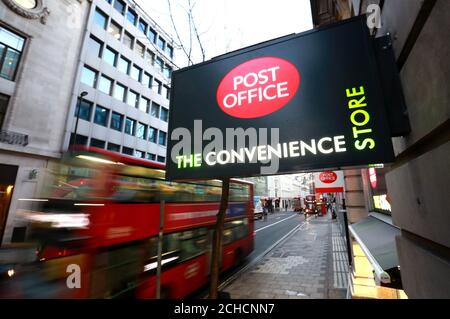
[311,0,450,298]
[0,0,90,245]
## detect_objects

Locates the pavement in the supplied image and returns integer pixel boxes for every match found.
[222,212,350,299]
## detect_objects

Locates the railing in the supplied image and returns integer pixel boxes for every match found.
[0,130,29,146]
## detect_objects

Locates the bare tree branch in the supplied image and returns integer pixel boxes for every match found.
[187,5,193,65]
[167,0,193,65]
[188,0,206,62]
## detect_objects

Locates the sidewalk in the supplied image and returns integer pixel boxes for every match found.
[223,214,349,299]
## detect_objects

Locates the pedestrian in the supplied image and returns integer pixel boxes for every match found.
[263,200,268,221]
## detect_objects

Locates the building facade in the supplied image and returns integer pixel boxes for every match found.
[65,0,175,163]
[0,0,90,245]
[243,176,268,197]
[311,0,450,299]
[0,0,177,246]
[267,173,311,209]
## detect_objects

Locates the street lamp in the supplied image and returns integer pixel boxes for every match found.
[71,91,89,147]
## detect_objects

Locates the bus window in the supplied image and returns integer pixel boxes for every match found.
[230,183,250,202]
[90,242,143,298]
[223,218,249,245]
[112,175,223,203]
[178,228,208,261]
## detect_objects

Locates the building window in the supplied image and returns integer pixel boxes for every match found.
[146,153,156,161]
[74,99,93,121]
[153,79,162,94]
[0,26,25,81]
[12,0,38,9]
[103,46,117,66]
[135,150,145,159]
[163,66,172,79]
[151,102,160,118]
[123,31,134,50]
[165,87,171,100]
[148,127,157,143]
[139,96,149,113]
[157,37,165,51]
[117,56,130,74]
[80,66,97,88]
[90,138,106,149]
[161,86,169,100]
[135,41,145,59]
[127,90,138,108]
[145,50,154,65]
[157,155,166,163]
[136,122,147,140]
[130,64,142,82]
[166,45,173,59]
[124,117,135,135]
[148,28,157,43]
[0,94,10,129]
[126,8,137,25]
[94,105,109,126]
[108,20,122,41]
[113,0,126,15]
[87,35,103,58]
[98,75,113,95]
[155,57,164,73]
[142,72,151,88]
[94,8,108,30]
[158,131,167,146]
[113,82,126,102]
[160,107,168,122]
[107,142,121,152]
[70,133,88,146]
[122,146,133,155]
[139,19,148,34]
[110,112,123,131]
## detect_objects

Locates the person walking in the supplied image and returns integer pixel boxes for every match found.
[263,200,268,221]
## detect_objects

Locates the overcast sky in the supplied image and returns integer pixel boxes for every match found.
[135,0,313,67]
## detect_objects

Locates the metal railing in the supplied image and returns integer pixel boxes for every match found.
[0,130,29,146]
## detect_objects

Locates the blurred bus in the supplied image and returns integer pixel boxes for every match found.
[0,147,254,298]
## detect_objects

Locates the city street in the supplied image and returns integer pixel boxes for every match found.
[191,211,301,298]
[222,212,349,299]
[0,0,447,302]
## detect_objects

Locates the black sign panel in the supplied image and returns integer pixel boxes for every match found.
[167,17,395,180]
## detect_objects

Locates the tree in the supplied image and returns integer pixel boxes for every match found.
[166,0,228,299]
[167,0,206,66]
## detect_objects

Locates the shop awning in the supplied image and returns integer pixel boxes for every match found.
[349,212,402,289]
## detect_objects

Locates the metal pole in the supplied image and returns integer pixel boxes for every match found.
[342,210,353,267]
[71,96,83,147]
[156,200,165,299]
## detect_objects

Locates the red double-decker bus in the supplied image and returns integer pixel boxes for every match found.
[2,147,254,299]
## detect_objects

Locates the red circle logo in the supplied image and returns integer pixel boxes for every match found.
[319,171,337,184]
[216,56,300,118]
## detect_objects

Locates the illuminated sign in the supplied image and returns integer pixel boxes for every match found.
[369,167,377,188]
[167,17,395,180]
[314,171,345,193]
[320,171,338,184]
[373,195,391,212]
[216,57,300,118]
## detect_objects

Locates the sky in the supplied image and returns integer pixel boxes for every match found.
[135,0,313,68]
